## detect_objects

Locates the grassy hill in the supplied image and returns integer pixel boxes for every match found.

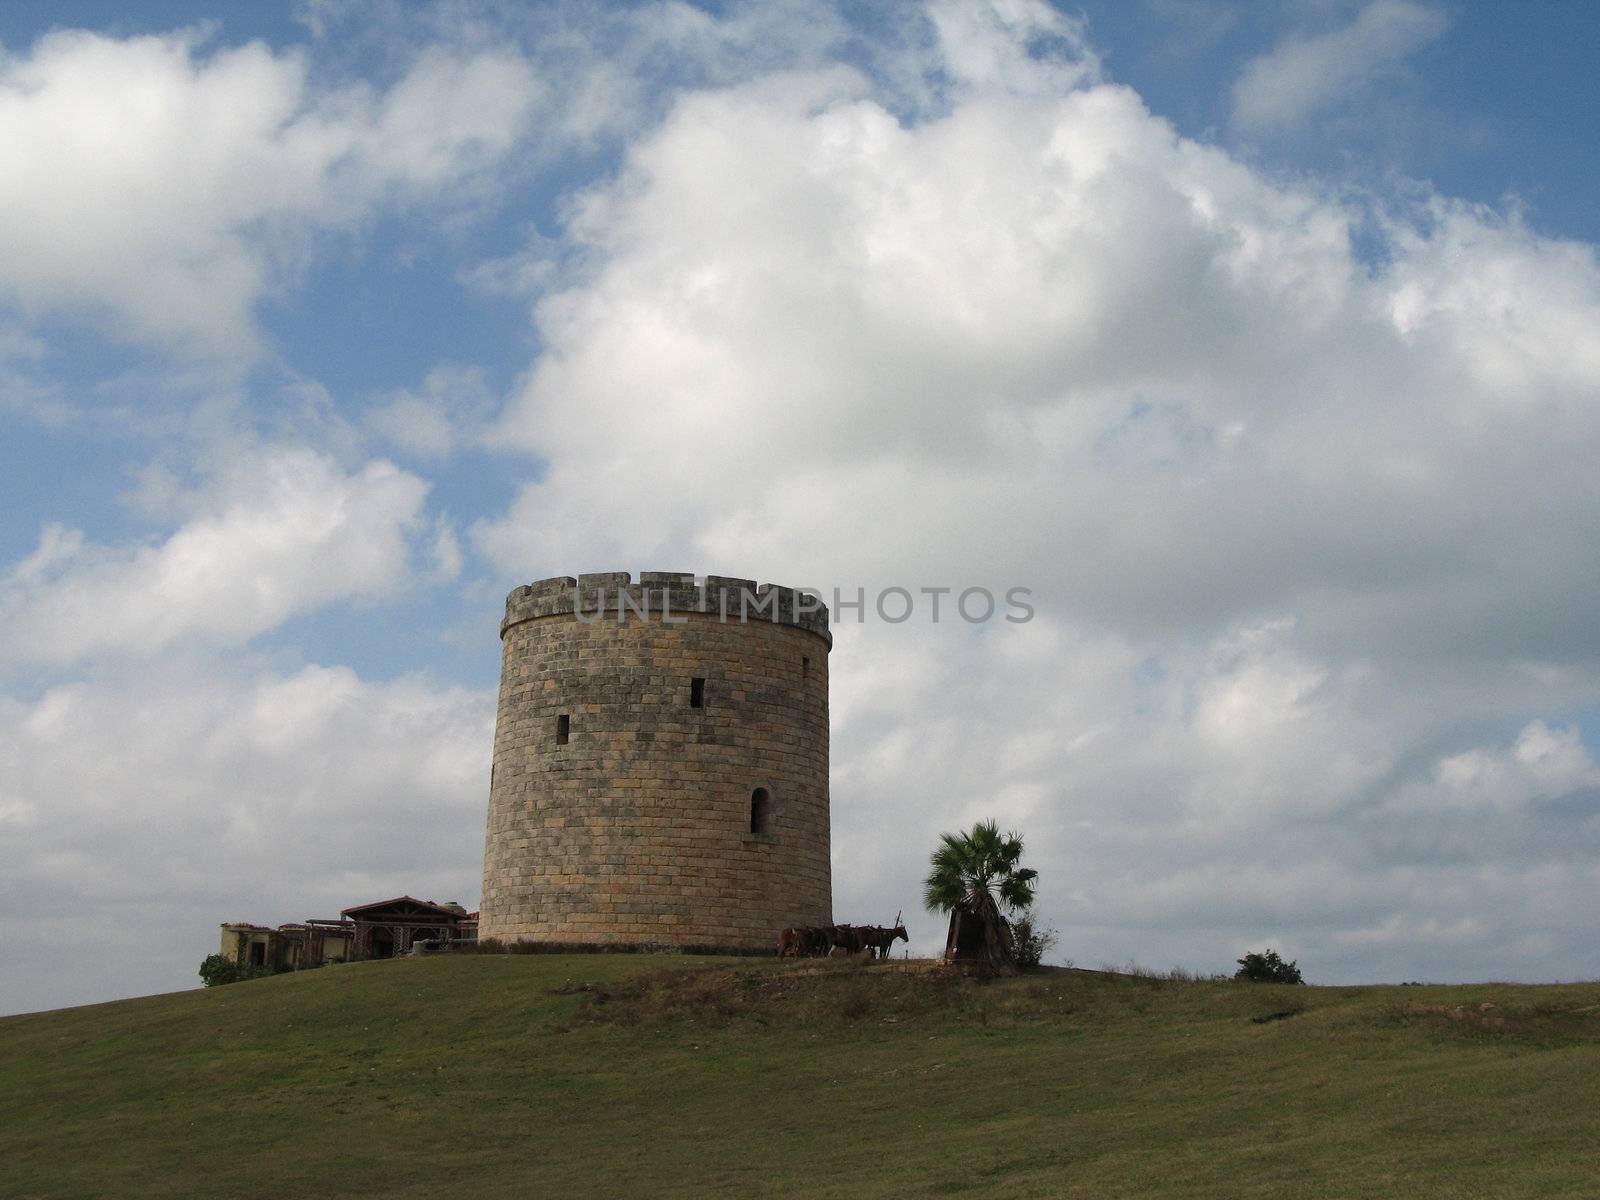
[5,954,1600,1199]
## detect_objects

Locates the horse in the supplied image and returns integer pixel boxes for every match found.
[860,914,909,959]
[777,926,812,957]
[826,924,861,954]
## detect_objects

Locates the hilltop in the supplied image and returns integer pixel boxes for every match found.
[5,955,1600,1198]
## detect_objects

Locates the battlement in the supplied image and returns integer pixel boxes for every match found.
[502,571,831,643]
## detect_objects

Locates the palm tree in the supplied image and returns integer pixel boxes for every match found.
[922,820,1037,965]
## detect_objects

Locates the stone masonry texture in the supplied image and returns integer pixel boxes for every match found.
[479,572,832,948]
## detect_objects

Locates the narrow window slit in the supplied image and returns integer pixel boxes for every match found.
[556,714,570,745]
[690,677,705,708]
[750,787,771,835]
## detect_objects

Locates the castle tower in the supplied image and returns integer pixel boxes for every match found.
[479,572,832,949]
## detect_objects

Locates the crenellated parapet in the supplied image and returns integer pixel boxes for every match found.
[501,571,831,643]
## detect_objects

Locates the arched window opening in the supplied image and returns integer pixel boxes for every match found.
[749,787,771,835]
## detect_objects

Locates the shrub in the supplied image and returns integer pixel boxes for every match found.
[198,954,287,986]
[198,954,239,987]
[1234,949,1304,984]
[1011,908,1058,971]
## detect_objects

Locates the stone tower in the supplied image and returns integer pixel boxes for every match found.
[479,571,832,949]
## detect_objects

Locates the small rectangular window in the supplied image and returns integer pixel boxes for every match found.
[556,714,570,745]
[690,677,705,708]
[802,656,810,678]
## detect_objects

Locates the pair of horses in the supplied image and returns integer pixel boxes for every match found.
[777,917,908,960]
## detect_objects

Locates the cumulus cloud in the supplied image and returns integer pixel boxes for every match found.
[0,28,539,356]
[1,446,432,663]
[1231,1,1448,133]
[0,3,1092,360]
[0,659,494,1014]
[469,21,1600,981]
[476,64,1600,675]
[1414,722,1600,813]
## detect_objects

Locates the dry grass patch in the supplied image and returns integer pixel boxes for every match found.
[552,958,1327,1033]
[1376,994,1600,1045]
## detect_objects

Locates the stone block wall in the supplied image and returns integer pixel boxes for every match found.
[479,572,832,949]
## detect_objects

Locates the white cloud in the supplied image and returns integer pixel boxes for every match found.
[925,0,1100,98]
[0,659,493,1014]
[1386,198,1600,397]
[0,3,1091,361]
[1420,722,1600,812]
[354,46,541,190]
[425,516,464,584]
[363,363,495,459]
[0,28,539,356]
[1,446,432,663]
[466,29,1600,982]
[1231,1,1449,133]
[475,64,1600,676]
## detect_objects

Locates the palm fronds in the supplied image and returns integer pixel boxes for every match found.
[922,819,1038,965]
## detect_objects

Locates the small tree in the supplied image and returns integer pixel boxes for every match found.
[1234,949,1304,984]
[923,820,1038,966]
[198,954,240,987]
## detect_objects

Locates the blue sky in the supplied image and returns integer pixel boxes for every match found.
[4,0,1600,1015]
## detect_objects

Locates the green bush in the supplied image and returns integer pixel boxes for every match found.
[1011,908,1058,971]
[1234,949,1304,984]
[198,954,288,987]
[198,954,239,987]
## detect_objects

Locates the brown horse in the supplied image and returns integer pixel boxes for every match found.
[826,924,861,954]
[777,926,812,957]
[859,923,909,959]
[779,926,840,957]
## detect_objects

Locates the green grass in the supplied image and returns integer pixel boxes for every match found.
[5,955,1600,1198]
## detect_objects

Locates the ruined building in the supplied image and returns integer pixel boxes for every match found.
[218,896,477,968]
[478,572,832,949]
